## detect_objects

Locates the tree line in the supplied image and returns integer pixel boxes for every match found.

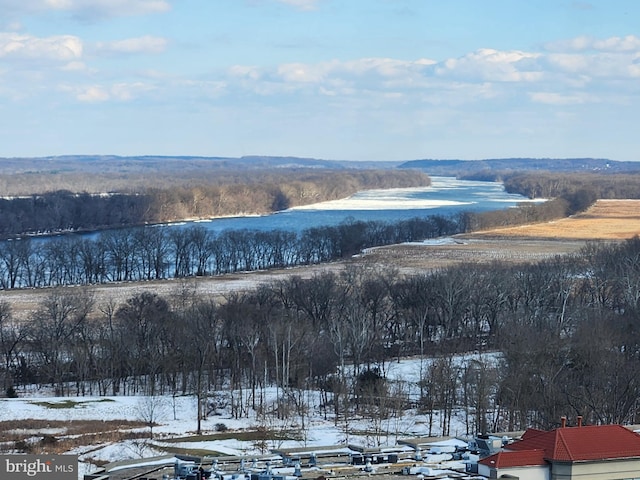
[0,215,459,289]
[1,237,639,437]
[0,187,598,291]
[501,172,640,200]
[0,169,429,238]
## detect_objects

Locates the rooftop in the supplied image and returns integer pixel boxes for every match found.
[480,423,640,468]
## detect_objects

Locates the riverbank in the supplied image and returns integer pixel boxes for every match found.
[2,199,636,320]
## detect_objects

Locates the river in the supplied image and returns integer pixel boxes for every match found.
[159,176,537,234]
[2,177,537,288]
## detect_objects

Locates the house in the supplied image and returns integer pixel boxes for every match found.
[478,418,640,480]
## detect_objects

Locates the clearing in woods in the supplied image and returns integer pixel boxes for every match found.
[1,199,638,318]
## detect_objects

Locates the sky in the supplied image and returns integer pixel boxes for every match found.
[1,0,640,161]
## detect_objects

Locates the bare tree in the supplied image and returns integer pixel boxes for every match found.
[461,357,498,435]
[428,355,459,436]
[182,299,219,434]
[115,292,173,395]
[26,288,94,395]
[0,302,24,393]
[136,395,168,438]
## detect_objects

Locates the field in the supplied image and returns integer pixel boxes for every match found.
[360,199,640,272]
[469,199,640,240]
[1,199,638,320]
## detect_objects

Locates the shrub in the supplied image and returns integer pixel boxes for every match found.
[215,423,228,432]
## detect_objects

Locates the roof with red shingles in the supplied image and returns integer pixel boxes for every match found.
[480,449,547,468]
[479,424,640,469]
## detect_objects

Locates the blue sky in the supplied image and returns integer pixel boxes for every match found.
[1,0,640,161]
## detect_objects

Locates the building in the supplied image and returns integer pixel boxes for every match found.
[478,418,640,480]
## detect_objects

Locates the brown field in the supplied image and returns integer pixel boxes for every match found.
[360,199,640,273]
[468,199,640,240]
[1,199,638,319]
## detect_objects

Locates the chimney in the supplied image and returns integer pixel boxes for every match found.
[577,416,583,427]
[561,416,567,428]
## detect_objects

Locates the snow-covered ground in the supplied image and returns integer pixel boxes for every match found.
[0,355,496,479]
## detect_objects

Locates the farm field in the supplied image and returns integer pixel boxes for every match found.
[468,199,640,240]
[344,199,640,273]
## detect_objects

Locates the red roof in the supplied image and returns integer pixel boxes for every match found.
[510,425,640,462]
[480,449,547,468]
[480,424,640,469]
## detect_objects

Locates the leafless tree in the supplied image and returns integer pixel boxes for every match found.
[26,288,94,395]
[0,302,24,392]
[136,395,168,438]
[114,292,173,395]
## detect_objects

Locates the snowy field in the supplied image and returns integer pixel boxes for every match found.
[0,355,496,479]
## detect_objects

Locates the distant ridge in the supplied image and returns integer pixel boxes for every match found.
[2,155,638,176]
[398,158,640,175]
[0,155,404,174]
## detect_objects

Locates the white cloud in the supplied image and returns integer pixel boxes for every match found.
[95,35,168,55]
[223,56,514,110]
[60,60,88,71]
[218,42,640,115]
[110,82,156,101]
[341,57,436,77]
[75,85,109,102]
[4,30,636,118]
[545,51,639,80]
[0,32,82,61]
[228,65,262,80]
[545,53,590,73]
[544,35,593,52]
[67,81,156,102]
[420,81,499,106]
[2,21,23,31]
[180,79,227,99]
[271,57,436,86]
[246,44,640,103]
[629,57,640,77]
[545,34,640,53]
[592,35,640,52]
[277,62,328,82]
[436,48,543,82]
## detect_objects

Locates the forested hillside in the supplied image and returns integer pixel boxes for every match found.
[502,172,640,199]
[398,158,640,176]
[0,169,429,237]
[0,155,397,195]
[459,171,640,233]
